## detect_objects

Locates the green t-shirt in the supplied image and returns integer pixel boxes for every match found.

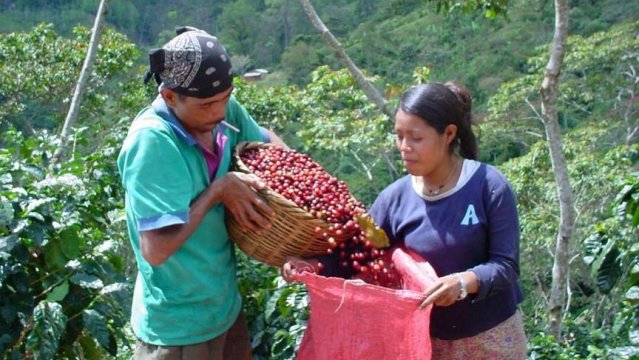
[117,95,264,345]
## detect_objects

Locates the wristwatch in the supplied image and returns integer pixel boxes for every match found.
[455,273,468,300]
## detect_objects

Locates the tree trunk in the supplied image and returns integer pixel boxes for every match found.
[50,0,109,167]
[298,0,394,120]
[282,0,291,48]
[540,0,574,341]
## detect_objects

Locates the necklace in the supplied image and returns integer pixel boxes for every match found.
[423,157,462,196]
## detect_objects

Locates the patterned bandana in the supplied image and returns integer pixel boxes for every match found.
[144,26,233,98]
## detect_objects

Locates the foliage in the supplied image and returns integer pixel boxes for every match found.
[0,23,141,136]
[501,122,639,357]
[0,24,147,359]
[279,40,324,85]
[423,0,509,19]
[2,0,637,105]
[234,80,305,143]
[237,253,309,360]
[482,20,639,164]
[0,124,133,359]
[218,0,264,57]
[526,172,639,360]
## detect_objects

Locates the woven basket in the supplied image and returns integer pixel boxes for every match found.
[226,141,338,267]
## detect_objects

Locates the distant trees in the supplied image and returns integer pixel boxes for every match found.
[2,0,637,104]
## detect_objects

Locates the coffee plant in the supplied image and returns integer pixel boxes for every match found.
[0,124,134,359]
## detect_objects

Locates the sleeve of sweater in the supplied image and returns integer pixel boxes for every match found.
[469,176,521,302]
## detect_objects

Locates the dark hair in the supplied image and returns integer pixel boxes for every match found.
[398,82,478,159]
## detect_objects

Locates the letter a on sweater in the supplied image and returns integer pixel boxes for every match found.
[461,204,479,225]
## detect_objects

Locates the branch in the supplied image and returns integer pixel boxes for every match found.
[381,149,399,178]
[524,97,544,125]
[50,0,109,167]
[349,149,373,181]
[298,0,394,120]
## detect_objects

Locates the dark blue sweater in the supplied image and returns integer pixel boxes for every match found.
[370,163,523,340]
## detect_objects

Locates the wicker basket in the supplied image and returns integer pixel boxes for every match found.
[226,141,338,267]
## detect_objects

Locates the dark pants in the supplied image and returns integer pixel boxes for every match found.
[134,311,252,360]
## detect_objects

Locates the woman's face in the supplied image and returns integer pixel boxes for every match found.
[394,108,456,177]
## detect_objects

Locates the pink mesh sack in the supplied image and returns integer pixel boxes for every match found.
[294,247,438,360]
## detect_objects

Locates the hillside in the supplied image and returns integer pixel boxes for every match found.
[0,0,636,101]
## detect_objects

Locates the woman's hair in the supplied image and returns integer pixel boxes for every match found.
[398,82,478,160]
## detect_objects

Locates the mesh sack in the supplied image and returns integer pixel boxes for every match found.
[294,247,438,360]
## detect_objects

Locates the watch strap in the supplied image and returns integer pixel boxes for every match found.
[455,273,468,300]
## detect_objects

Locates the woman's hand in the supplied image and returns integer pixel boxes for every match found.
[419,271,478,309]
[281,256,319,283]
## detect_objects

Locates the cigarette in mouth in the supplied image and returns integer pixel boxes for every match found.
[221,120,240,133]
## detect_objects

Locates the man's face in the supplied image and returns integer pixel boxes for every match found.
[162,86,234,134]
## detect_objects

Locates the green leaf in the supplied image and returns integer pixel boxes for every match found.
[28,212,45,222]
[632,207,639,228]
[271,329,293,357]
[265,290,279,321]
[99,283,131,317]
[625,286,639,302]
[0,235,18,253]
[44,240,67,270]
[70,273,104,290]
[0,197,13,226]
[591,239,622,294]
[59,228,82,259]
[485,8,497,19]
[1,303,17,323]
[25,302,68,360]
[78,334,105,360]
[27,224,47,246]
[46,280,69,302]
[24,197,55,214]
[0,173,12,184]
[82,310,111,354]
[629,263,639,285]
[609,346,639,358]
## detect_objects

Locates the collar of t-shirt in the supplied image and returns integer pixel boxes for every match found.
[151,96,228,180]
[411,159,481,200]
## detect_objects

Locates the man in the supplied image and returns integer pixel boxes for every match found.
[117,26,284,359]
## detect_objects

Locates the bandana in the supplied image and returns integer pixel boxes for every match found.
[144,26,233,98]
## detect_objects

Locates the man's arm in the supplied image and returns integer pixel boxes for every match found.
[263,128,289,149]
[140,172,275,266]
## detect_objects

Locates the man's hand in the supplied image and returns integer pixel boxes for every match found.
[139,171,275,266]
[217,172,275,233]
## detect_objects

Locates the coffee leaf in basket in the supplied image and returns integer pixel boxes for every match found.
[355,214,390,249]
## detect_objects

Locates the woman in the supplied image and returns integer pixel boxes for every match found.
[284,82,527,359]
[367,82,527,359]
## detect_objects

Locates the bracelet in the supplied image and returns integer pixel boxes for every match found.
[455,273,468,300]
